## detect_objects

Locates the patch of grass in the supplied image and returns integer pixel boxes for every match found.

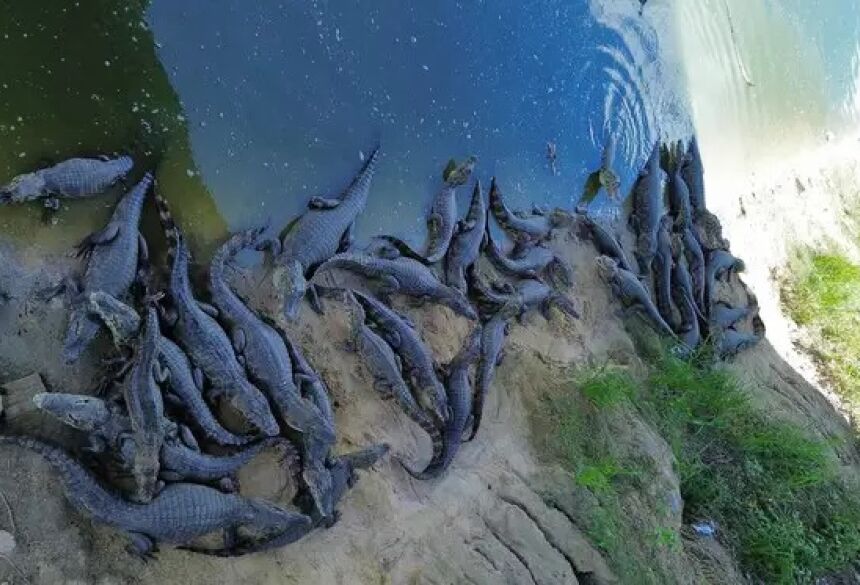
[578,367,636,409]
[643,353,860,584]
[782,250,860,406]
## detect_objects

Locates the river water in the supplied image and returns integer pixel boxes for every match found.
[0,0,858,250]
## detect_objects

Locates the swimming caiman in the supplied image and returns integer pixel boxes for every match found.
[0,155,133,206]
[271,146,380,321]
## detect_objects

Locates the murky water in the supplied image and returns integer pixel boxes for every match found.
[0,0,858,250]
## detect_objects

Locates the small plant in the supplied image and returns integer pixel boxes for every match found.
[578,366,636,409]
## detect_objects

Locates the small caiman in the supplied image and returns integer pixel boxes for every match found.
[422,156,476,263]
[156,196,279,436]
[717,329,760,358]
[283,336,335,432]
[668,168,694,229]
[405,327,481,479]
[670,255,701,354]
[704,249,745,309]
[0,436,311,558]
[470,276,579,321]
[315,252,477,319]
[681,136,706,212]
[679,227,706,315]
[272,146,380,320]
[630,141,664,275]
[468,309,513,440]
[346,293,443,465]
[445,180,486,293]
[62,173,152,362]
[595,255,675,337]
[0,156,133,206]
[484,225,558,280]
[653,215,676,328]
[576,207,635,273]
[710,302,751,330]
[352,290,449,425]
[488,177,556,245]
[124,305,167,503]
[158,336,252,447]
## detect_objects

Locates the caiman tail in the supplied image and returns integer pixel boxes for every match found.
[154,193,182,263]
[210,226,266,282]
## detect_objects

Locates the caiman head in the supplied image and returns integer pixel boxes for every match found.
[246,498,313,540]
[33,393,111,432]
[118,437,160,504]
[231,379,281,436]
[594,255,620,282]
[0,172,46,204]
[442,290,478,321]
[273,260,306,322]
[62,307,102,363]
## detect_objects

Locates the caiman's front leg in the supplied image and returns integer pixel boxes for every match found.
[75,222,121,258]
[337,222,355,253]
[307,196,341,210]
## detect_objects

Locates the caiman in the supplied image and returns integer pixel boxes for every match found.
[445,180,486,293]
[670,254,701,355]
[346,293,443,465]
[468,307,514,440]
[405,327,481,479]
[0,155,133,207]
[352,290,449,425]
[653,215,676,328]
[315,252,477,320]
[630,141,664,275]
[421,155,476,263]
[576,207,635,273]
[155,196,279,436]
[595,255,675,337]
[681,136,706,212]
[488,177,558,246]
[0,436,311,558]
[62,173,152,362]
[271,146,380,321]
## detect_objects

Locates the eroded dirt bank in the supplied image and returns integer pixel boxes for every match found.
[0,168,857,584]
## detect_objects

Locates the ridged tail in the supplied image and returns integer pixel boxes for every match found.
[154,193,182,263]
[343,145,381,201]
[210,226,266,283]
[372,235,431,265]
[488,177,512,228]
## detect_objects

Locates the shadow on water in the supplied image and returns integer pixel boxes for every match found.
[0,1,226,254]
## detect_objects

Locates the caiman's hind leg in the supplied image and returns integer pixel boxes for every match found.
[37,275,80,303]
[125,532,157,561]
[75,222,121,259]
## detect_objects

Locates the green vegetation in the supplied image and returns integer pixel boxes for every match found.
[782,251,860,406]
[536,354,860,584]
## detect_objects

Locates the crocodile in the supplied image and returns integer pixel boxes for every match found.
[62,173,152,362]
[595,255,675,337]
[33,392,177,454]
[679,227,706,315]
[405,327,481,479]
[630,141,664,275]
[0,436,311,557]
[716,329,760,358]
[654,215,676,328]
[271,146,380,321]
[158,336,252,447]
[445,180,486,293]
[351,290,449,425]
[468,309,514,440]
[488,177,557,245]
[681,136,706,212]
[208,228,337,519]
[705,250,745,309]
[346,293,443,464]
[314,252,477,320]
[470,276,579,321]
[124,305,167,503]
[668,168,694,229]
[710,302,751,330]
[0,156,133,206]
[181,443,389,556]
[422,156,476,263]
[576,208,635,273]
[156,196,279,436]
[670,255,701,354]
